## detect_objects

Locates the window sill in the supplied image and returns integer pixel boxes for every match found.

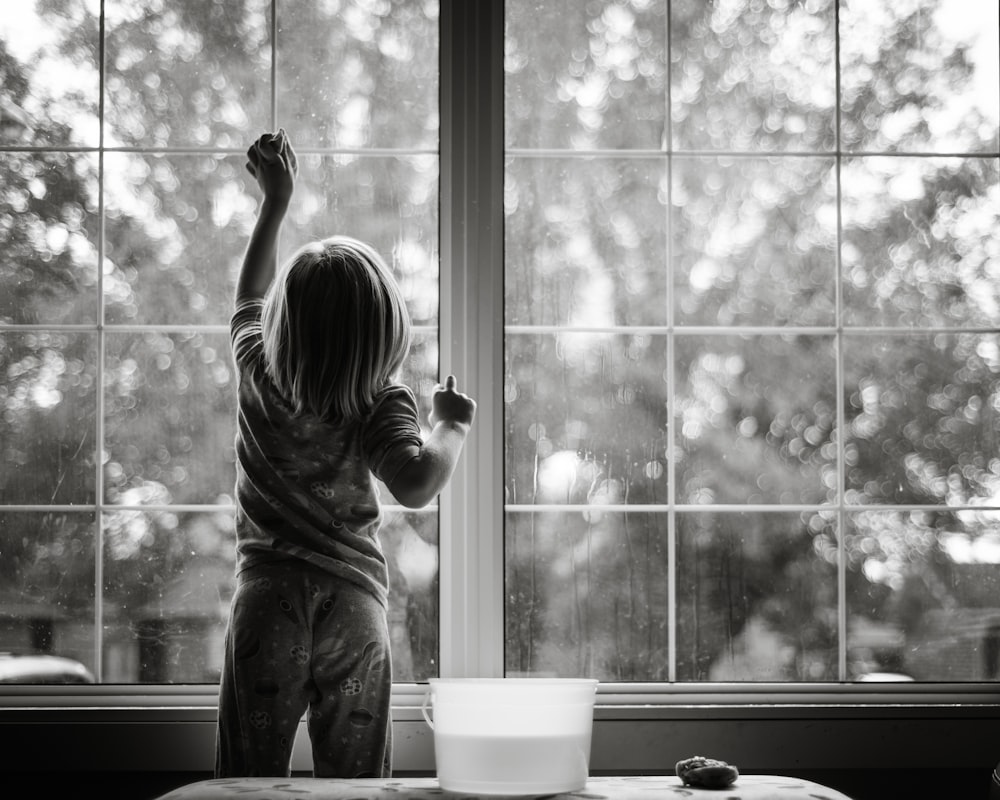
[2,680,997,708]
[0,683,997,774]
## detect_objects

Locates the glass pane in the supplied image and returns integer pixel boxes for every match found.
[505,333,670,506]
[844,332,1000,505]
[841,156,1000,328]
[675,334,836,505]
[670,0,836,152]
[281,154,440,328]
[0,512,97,684]
[506,511,669,679]
[103,153,253,326]
[102,510,234,683]
[676,511,838,681]
[0,1,100,147]
[279,0,439,150]
[505,157,667,327]
[104,0,271,148]
[400,329,440,417]
[0,152,99,325]
[673,156,837,327]
[505,0,668,150]
[381,510,439,681]
[0,332,97,505]
[841,0,1000,153]
[104,332,236,506]
[846,510,1000,681]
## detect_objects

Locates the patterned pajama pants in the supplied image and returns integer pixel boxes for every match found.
[215,560,393,778]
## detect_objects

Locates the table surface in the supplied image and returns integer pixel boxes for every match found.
[154,774,854,800]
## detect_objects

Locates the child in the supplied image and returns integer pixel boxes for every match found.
[215,129,476,778]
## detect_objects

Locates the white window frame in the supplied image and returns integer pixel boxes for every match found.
[0,0,998,778]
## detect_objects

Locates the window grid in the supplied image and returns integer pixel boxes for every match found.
[1,0,999,689]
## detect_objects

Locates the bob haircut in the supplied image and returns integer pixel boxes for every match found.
[260,235,412,422]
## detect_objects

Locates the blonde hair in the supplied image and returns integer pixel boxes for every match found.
[260,235,412,422]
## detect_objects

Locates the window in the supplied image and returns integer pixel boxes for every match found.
[0,0,440,684]
[503,0,1000,683]
[1,0,999,697]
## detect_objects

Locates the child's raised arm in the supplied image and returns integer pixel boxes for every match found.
[388,375,477,509]
[236,129,299,303]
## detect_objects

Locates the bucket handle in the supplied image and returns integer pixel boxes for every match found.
[421,690,434,730]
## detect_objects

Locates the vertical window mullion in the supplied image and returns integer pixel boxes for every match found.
[270,0,278,129]
[665,0,677,685]
[833,0,847,684]
[438,0,505,678]
[94,0,108,683]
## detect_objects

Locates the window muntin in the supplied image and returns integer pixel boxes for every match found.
[503,0,1000,681]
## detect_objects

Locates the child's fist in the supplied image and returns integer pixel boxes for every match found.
[430,375,476,428]
[245,129,297,203]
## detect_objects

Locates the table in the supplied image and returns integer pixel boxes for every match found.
[154,774,854,800]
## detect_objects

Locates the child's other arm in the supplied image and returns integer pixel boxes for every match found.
[236,129,298,303]
[388,376,477,509]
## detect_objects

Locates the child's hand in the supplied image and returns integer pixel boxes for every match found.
[430,375,476,428]
[246,128,298,206]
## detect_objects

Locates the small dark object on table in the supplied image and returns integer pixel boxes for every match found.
[676,755,740,789]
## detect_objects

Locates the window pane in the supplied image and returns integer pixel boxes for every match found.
[102,510,233,683]
[844,332,1000,505]
[0,332,97,505]
[505,157,667,327]
[0,153,99,326]
[103,153,253,326]
[675,335,836,506]
[0,2,100,147]
[846,510,1000,681]
[506,511,669,679]
[0,512,98,683]
[670,0,836,152]
[505,333,670,507]
[673,156,837,327]
[104,0,271,148]
[505,0,668,150]
[104,332,236,506]
[841,156,1000,328]
[382,510,439,681]
[279,0,439,150]
[282,154,440,328]
[676,511,838,681]
[841,0,1000,153]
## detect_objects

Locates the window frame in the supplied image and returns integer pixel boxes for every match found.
[1,0,999,777]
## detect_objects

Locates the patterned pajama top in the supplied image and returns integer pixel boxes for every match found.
[230,299,424,607]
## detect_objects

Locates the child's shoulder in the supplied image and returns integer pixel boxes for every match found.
[364,383,420,428]
[372,382,419,411]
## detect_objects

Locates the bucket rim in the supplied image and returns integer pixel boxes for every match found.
[427,678,598,686]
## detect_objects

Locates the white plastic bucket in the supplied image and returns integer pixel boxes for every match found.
[422,678,598,795]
